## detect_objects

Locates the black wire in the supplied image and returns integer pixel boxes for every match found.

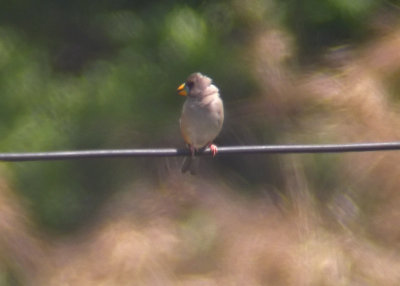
[0,142,400,162]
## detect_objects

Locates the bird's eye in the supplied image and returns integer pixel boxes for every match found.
[186,81,194,89]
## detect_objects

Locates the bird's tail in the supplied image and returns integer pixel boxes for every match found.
[181,156,198,175]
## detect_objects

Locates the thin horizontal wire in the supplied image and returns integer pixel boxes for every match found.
[0,142,400,162]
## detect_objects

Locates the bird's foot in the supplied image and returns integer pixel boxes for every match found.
[188,145,196,157]
[208,143,218,157]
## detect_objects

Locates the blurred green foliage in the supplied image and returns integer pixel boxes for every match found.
[0,0,389,232]
[284,0,381,60]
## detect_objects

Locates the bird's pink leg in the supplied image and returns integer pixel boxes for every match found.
[208,143,218,157]
[189,144,196,157]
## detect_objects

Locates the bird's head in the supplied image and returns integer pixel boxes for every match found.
[177,72,212,97]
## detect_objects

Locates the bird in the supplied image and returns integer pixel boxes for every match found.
[177,72,224,174]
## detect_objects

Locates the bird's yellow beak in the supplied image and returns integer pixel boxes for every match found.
[177,83,187,96]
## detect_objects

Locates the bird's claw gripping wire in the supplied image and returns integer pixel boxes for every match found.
[208,143,218,157]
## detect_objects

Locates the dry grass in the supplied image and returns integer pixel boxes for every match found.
[27,178,400,285]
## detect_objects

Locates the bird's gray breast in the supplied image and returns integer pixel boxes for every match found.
[182,95,223,148]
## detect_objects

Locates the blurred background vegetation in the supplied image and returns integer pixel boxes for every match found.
[2,0,400,285]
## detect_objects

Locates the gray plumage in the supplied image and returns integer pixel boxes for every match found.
[179,73,224,174]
